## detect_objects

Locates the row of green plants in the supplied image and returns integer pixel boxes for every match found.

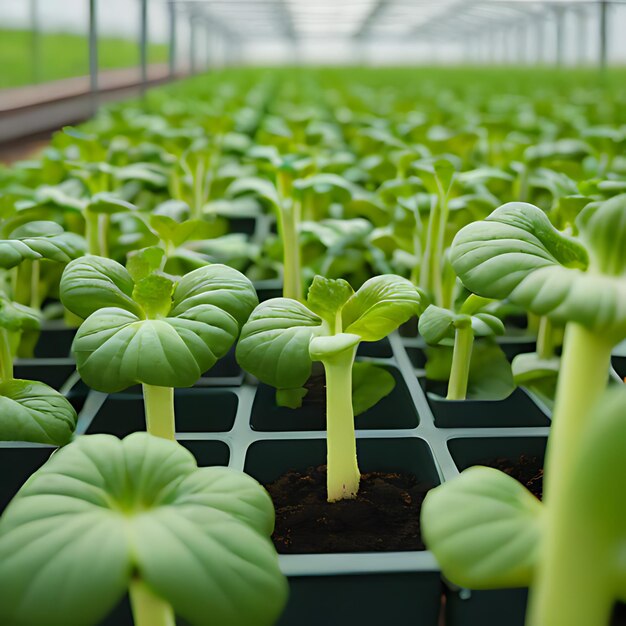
[0,67,624,625]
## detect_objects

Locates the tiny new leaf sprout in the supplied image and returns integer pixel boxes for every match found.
[60,251,258,439]
[236,274,422,501]
[422,386,626,626]
[0,432,288,626]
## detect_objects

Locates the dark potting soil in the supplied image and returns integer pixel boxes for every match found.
[265,465,432,554]
[481,454,544,500]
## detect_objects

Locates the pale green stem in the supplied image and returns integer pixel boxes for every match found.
[13,262,31,306]
[193,160,206,220]
[30,260,40,310]
[277,201,302,302]
[170,170,183,202]
[129,579,176,626]
[410,206,423,285]
[518,165,529,202]
[85,211,100,255]
[527,323,613,626]
[98,214,110,258]
[322,343,361,502]
[142,384,176,440]
[431,191,449,307]
[527,312,541,335]
[419,195,439,299]
[0,328,13,381]
[536,316,554,360]
[447,324,474,400]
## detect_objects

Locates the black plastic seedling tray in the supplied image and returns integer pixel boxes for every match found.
[0,320,560,626]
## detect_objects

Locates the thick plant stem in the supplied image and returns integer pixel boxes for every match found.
[129,579,176,626]
[0,328,13,381]
[142,384,176,441]
[536,316,554,360]
[85,211,100,255]
[322,344,360,502]
[447,324,474,400]
[527,323,613,626]
[278,203,302,302]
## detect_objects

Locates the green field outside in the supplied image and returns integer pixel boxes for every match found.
[0,30,168,89]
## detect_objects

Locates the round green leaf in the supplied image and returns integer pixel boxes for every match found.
[0,379,77,445]
[342,274,423,342]
[450,201,626,342]
[61,256,141,320]
[236,298,322,389]
[422,466,542,589]
[0,433,287,626]
[170,264,259,327]
[72,306,239,392]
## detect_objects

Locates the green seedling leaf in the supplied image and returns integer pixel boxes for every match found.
[236,298,323,390]
[70,264,257,392]
[415,158,455,197]
[276,387,308,409]
[61,256,141,319]
[132,274,175,319]
[524,139,592,165]
[450,199,626,343]
[425,341,515,400]
[307,276,354,325]
[342,275,423,341]
[87,192,137,215]
[0,432,287,626]
[419,305,471,345]
[126,246,165,282]
[352,362,396,415]
[0,379,77,445]
[0,295,40,332]
[422,466,542,589]
[0,221,85,269]
[227,177,281,209]
[293,174,355,203]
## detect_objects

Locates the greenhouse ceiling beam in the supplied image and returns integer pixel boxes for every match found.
[174,0,294,40]
[411,1,543,41]
[353,0,391,39]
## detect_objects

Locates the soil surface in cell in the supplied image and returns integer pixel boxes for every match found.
[480,454,544,500]
[265,465,433,554]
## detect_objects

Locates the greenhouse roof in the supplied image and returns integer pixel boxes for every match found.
[172,0,613,41]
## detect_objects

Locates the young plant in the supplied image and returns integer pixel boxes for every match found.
[60,251,258,439]
[422,386,626,626]
[0,432,288,626]
[415,159,455,307]
[418,295,505,400]
[236,274,422,501]
[226,149,317,301]
[0,292,77,445]
[429,194,626,625]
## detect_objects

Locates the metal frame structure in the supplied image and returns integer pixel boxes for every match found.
[17,0,626,111]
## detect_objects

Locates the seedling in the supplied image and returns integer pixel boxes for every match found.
[423,194,626,626]
[418,295,505,400]
[60,251,257,439]
[0,432,288,626]
[423,387,626,626]
[237,274,422,501]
